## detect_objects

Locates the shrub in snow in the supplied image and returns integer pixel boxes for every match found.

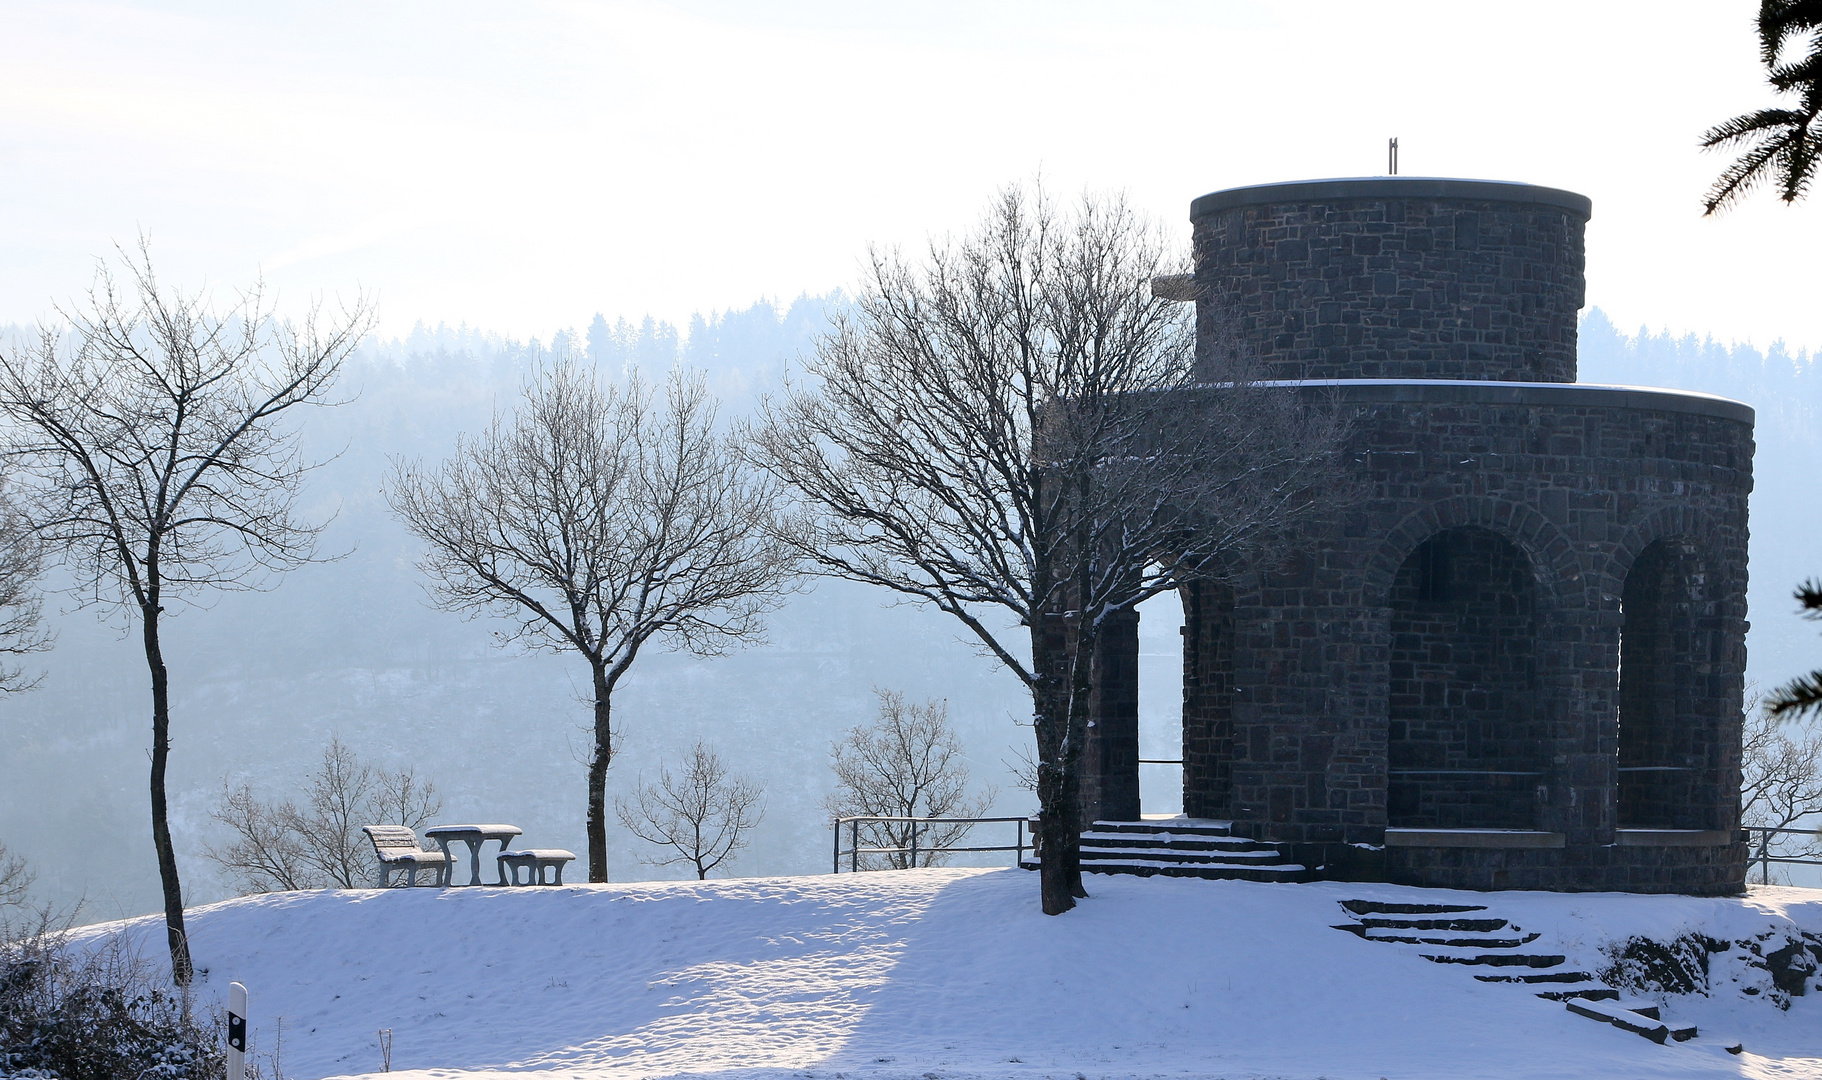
[0,920,223,1080]
[1597,934,1721,997]
[1599,928,1822,1011]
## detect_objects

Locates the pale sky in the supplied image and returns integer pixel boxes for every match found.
[2,1,1815,350]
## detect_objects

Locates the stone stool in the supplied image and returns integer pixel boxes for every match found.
[496,849,576,886]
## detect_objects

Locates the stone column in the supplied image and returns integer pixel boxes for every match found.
[1084,608,1141,822]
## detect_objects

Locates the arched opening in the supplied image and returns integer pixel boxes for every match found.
[1181,579,1236,821]
[1136,584,1185,816]
[1387,527,1545,829]
[1618,539,1713,829]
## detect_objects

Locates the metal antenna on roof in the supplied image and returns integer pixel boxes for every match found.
[1389,137,1399,176]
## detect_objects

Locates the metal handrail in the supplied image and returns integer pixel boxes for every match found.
[1744,825,1822,885]
[832,815,1031,873]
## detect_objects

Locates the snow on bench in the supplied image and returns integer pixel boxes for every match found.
[362,825,452,888]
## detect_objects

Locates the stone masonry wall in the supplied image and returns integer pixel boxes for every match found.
[1190,185,1587,383]
[1190,382,1751,893]
[1181,580,1236,821]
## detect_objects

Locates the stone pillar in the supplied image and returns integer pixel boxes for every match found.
[1084,608,1141,822]
[1182,581,1235,820]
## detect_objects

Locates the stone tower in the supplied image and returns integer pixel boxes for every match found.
[1083,177,1752,894]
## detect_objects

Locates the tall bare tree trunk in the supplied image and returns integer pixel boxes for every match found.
[587,660,612,882]
[1031,612,1081,915]
[1062,615,1098,901]
[143,601,192,985]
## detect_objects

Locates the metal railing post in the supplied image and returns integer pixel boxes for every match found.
[908,819,919,869]
[833,819,841,874]
[851,818,860,873]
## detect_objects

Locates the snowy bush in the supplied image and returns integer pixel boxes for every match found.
[1598,927,1822,1010]
[0,920,223,1080]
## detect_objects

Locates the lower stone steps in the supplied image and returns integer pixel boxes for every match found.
[1333,898,1699,1045]
[1565,998,1697,1043]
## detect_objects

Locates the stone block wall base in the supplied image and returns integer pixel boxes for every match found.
[1384,841,1748,895]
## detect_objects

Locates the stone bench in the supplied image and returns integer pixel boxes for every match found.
[362,825,452,888]
[497,849,576,886]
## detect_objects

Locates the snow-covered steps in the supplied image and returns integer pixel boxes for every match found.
[1021,817,1312,882]
[1564,997,1698,1044]
[1331,898,1700,1045]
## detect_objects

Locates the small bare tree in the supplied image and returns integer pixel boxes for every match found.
[204,736,441,893]
[1742,701,1822,884]
[0,242,369,981]
[827,689,996,869]
[205,782,314,893]
[387,361,795,882]
[752,184,1350,914]
[0,479,50,693]
[615,741,763,879]
[0,840,34,913]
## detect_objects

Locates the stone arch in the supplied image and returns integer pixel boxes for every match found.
[1607,507,1737,832]
[1365,497,1586,612]
[1604,505,1724,592]
[1384,525,1549,829]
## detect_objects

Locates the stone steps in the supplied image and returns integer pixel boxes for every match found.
[1080,817,1236,836]
[1021,818,1310,882]
[1081,843,1287,865]
[1332,898,1700,1045]
[1079,833,1282,854]
[1564,998,1697,1044]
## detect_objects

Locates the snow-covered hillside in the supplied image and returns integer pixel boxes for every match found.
[73,869,1822,1080]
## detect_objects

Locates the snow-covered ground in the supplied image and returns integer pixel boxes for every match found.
[75,869,1822,1080]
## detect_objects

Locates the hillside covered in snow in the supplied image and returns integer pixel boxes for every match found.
[70,869,1822,1080]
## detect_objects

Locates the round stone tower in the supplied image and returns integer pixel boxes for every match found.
[1190,178,1589,383]
[1081,177,1754,896]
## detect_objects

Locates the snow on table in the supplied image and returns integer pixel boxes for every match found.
[68,868,1822,1080]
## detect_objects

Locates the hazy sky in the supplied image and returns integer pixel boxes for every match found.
[3,2,1815,350]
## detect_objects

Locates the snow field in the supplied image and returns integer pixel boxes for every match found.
[71,868,1822,1080]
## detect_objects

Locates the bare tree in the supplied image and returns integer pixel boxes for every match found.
[1742,700,1822,884]
[827,688,997,869]
[0,840,33,913]
[204,736,441,893]
[616,741,763,879]
[752,184,1350,914]
[387,360,794,882]
[204,781,314,894]
[0,479,50,694]
[0,243,369,980]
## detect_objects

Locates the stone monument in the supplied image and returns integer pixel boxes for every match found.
[1081,177,1753,895]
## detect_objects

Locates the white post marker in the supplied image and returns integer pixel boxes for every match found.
[226,981,248,1079]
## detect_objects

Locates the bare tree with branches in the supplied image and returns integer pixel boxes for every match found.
[0,479,50,694]
[0,242,369,982]
[0,840,33,914]
[1742,700,1822,883]
[616,741,763,879]
[752,184,1350,915]
[204,736,441,893]
[387,361,794,882]
[204,782,314,894]
[827,689,996,869]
